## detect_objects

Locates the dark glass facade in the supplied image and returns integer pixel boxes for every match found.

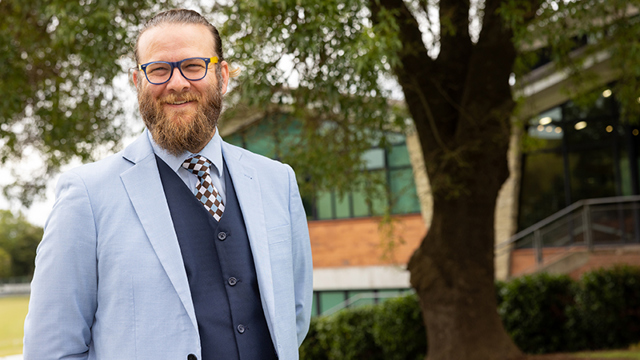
[518,89,640,231]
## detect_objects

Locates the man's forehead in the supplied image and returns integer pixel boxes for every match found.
[138,23,215,62]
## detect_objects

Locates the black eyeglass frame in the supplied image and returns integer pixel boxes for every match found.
[137,56,219,85]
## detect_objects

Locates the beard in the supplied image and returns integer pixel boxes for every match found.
[138,77,223,156]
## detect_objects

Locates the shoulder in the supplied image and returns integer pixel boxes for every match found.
[66,151,130,180]
[63,131,152,186]
[222,141,292,173]
[58,150,137,197]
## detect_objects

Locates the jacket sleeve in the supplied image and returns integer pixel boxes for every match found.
[285,164,314,346]
[23,171,98,359]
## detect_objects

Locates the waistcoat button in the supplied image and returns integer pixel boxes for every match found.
[217,232,227,241]
[237,324,245,334]
[228,277,237,286]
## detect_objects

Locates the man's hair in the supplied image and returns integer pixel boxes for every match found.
[134,9,224,64]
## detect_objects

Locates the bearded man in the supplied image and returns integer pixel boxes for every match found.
[24,9,313,360]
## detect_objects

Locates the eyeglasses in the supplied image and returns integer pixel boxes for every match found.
[137,56,218,85]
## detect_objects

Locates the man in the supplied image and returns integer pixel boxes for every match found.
[24,9,313,360]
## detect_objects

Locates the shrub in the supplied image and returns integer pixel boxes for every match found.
[300,266,640,358]
[299,316,331,360]
[498,273,576,354]
[573,265,640,350]
[326,305,383,360]
[372,294,426,360]
[300,294,426,360]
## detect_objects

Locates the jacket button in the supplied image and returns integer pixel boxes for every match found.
[217,232,227,241]
[237,324,245,334]
[187,354,197,360]
[228,277,237,286]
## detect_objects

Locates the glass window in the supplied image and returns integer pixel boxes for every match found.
[387,144,411,167]
[518,151,567,230]
[563,96,615,122]
[352,186,370,217]
[316,191,333,220]
[362,148,385,169]
[526,107,563,148]
[564,118,617,147]
[568,149,617,202]
[311,295,318,317]
[347,290,375,307]
[518,89,631,231]
[390,168,420,214]
[378,289,401,303]
[335,193,350,219]
[370,171,388,216]
[228,116,422,221]
[319,291,345,315]
[620,155,632,196]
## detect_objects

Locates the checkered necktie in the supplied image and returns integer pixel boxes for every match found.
[182,155,225,221]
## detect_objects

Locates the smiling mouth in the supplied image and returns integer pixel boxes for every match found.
[167,100,193,105]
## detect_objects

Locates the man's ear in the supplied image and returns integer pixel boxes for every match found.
[132,70,139,88]
[220,61,230,95]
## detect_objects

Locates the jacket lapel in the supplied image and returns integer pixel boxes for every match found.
[222,142,276,332]
[119,131,198,332]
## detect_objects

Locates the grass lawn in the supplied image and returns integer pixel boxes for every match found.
[574,350,640,359]
[0,295,638,360]
[0,296,29,357]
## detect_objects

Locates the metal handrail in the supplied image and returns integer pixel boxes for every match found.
[495,195,640,250]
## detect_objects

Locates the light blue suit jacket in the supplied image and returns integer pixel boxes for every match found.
[24,130,313,359]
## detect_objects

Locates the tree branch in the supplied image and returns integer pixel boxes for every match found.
[438,0,472,63]
[368,0,433,74]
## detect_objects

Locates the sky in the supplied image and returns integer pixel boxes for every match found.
[0,73,142,227]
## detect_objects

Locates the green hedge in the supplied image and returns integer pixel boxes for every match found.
[497,273,577,353]
[300,295,426,360]
[574,265,640,350]
[300,265,640,358]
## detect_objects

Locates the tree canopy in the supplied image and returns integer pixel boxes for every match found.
[3,0,640,358]
[215,0,640,358]
[0,0,170,206]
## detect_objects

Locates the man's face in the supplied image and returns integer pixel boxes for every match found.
[133,23,230,155]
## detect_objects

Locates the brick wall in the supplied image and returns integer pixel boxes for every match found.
[308,214,427,268]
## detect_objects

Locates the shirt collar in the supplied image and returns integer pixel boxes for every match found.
[148,127,223,176]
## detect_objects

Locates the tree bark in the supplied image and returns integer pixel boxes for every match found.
[368,0,538,358]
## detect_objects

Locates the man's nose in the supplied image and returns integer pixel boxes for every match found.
[166,67,190,92]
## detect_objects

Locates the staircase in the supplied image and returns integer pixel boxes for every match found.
[496,196,640,279]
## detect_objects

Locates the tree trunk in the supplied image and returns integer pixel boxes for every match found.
[368,0,541,358]
[407,135,523,360]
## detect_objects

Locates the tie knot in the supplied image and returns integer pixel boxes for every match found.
[182,155,211,178]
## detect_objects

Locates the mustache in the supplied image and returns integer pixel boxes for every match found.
[158,92,201,105]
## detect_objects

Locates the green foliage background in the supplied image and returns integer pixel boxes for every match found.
[0,0,171,205]
[0,210,43,279]
[302,266,640,359]
[216,0,408,198]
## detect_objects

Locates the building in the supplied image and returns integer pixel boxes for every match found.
[219,42,640,316]
[496,48,640,280]
[219,110,425,316]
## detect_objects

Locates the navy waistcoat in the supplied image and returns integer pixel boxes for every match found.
[157,156,277,360]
